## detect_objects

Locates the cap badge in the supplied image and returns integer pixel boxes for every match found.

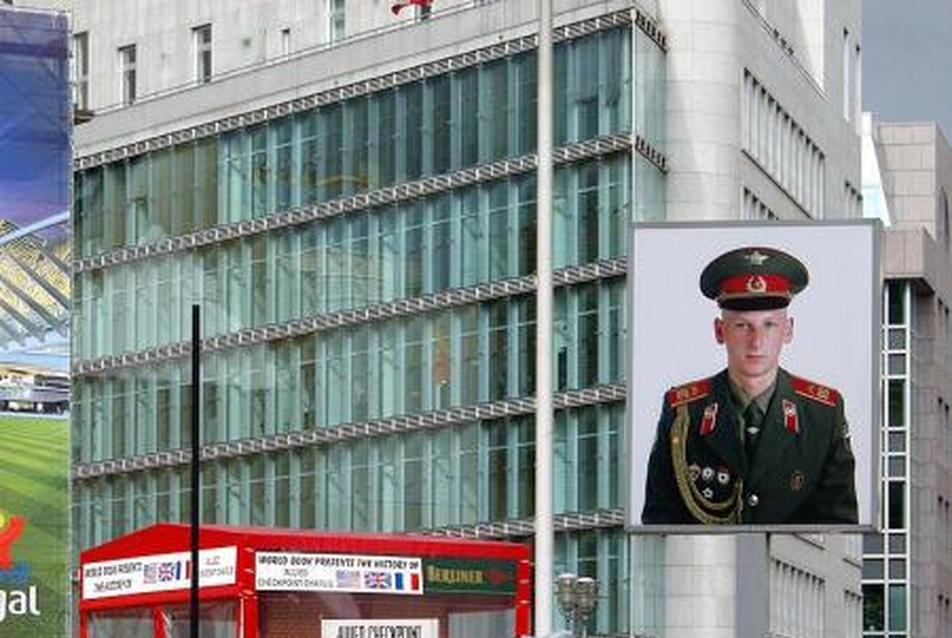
[743,250,769,266]
[745,275,767,294]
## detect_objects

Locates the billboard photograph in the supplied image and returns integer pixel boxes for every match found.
[0,5,71,637]
[627,221,880,533]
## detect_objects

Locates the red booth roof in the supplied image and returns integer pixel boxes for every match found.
[81,524,529,564]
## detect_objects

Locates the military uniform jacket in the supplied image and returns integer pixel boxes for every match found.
[641,368,858,525]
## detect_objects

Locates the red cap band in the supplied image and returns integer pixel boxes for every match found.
[718,273,791,297]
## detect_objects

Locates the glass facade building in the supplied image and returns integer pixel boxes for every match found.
[71,13,665,634]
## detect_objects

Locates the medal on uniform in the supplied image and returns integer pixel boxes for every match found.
[789,470,805,492]
[783,399,799,434]
[716,467,730,485]
[688,464,701,482]
[700,402,718,435]
[701,466,714,482]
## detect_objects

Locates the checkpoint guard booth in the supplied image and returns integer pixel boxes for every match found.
[79,524,531,638]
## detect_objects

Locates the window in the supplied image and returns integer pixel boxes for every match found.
[193,24,212,84]
[939,188,950,250]
[72,32,89,110]
[328,0,345,43]
[118,44,136,105]
[842,29,851,121]
[281,28,291,56]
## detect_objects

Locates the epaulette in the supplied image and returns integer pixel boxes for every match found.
[666,378,712,408]
[791,375,840,407]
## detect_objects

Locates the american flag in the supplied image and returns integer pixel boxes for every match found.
[336,569,361,589]
[363,571,392,589]
[144,561,182,584]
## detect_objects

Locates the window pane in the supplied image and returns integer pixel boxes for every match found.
[888,584,907,631]
[888,456,905,477]
[863,531,884,554]
[888,431,905,452]
[887,328,906,349]
[887,281,905,324]
[888,380,905,428]
[888,482,905,529]
[888,354,906,375]
[863,584,884,631]
[889,533,906,553]
[862,558,883,579]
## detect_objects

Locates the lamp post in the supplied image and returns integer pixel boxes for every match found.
[555,573,599,638]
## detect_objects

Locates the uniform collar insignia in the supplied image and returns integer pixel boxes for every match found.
[782,399,799,434]
[700,402,718,436]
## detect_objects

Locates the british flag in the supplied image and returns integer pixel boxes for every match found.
[363,571,392,590]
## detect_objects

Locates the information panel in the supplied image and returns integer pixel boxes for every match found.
[256,552,423,595]
[82,546,237,600]
[321,618,438,638]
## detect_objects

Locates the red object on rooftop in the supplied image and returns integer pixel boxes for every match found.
[391,0,433,16]
[78,523,531,638]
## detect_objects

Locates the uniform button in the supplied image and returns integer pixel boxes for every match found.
[747,494,759,507]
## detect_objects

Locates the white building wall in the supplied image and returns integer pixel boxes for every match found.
[659,0,861,223]
[636,1,863,636]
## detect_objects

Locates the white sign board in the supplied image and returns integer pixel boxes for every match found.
[321,618,438,638]
[82,546,237,600]
[256,552,422,595]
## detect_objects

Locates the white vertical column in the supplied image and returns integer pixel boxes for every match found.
[534,0,554,635]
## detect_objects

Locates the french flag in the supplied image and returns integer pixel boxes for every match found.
[394,572,421,591]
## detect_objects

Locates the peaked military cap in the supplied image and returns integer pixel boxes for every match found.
[700,246,809,310]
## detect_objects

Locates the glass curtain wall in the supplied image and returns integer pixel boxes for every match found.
[71,22,666,636]
[863,280,911,637]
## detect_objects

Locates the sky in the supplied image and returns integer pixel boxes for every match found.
[863,0,952,138]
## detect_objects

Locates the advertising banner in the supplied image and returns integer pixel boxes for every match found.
[627,221,880,532]
[0,6,71,635]
[422,558,517,595]
[256,552,422,595]
[81,546,237,600]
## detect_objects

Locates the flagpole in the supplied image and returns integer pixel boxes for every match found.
[534,0,554,635]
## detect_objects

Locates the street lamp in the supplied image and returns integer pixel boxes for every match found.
[555,572,599,638]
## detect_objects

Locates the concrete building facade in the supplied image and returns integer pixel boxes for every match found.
[865,120,952,638]
[30,0,868,635]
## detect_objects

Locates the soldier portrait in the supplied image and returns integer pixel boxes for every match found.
[628,223,879,530]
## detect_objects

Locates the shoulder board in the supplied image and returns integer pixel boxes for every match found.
[790,376,840,407]
[666,378,712,407]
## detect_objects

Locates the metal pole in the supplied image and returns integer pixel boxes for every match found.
[190,304,201,638]
[534,0,554,636]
